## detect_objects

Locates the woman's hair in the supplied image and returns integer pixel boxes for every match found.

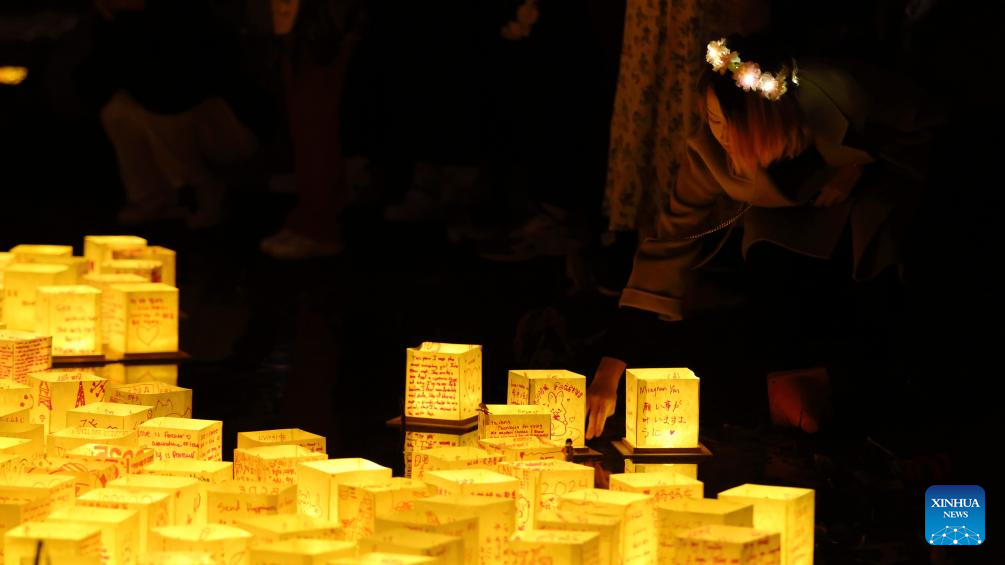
[697,33,812,175]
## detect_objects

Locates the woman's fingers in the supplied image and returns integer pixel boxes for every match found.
[585,396,613,440]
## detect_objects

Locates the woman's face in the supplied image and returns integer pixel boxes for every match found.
[705,89,730,153]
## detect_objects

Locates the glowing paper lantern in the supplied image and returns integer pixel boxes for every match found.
[329,554,434,565]
[507,370,587,447]
[66,443,156,476]
[150,525,253,565]
[138,417,223,462]
[359,528,464,565]
[234,445,327,485]
[25,456,119,496]
[624,368,700,449]
[0,474,75,510]
[138,553,215,565]
[66,401,154,431]
[9,244,73,262]
[234,515,343,545]
[423,469,518,501]
[410,447,502,482]
[237,429,326,454]
[111,247,177,287]
[477,404,551,441]
[657,498,753,564]
[28,370,107,434]
[84,236,148,275]
[508,530,601,565]
[47,506,141,565]
[108,475,203,526]
[717,484,814,565]
[673,525,781,565]
[105,283,179,355]
[404,343,481,421]
[374,509,479,565]
[295,459,391,521]
[536,509,622,565]
[142,460,234,484]
[0,381,32,412]
[81,274,148,346]
[497,460,594,530]
[337,478,437,541]
[206,481,296,525]
[3,521,102,565]
[102,260,164,284]
[623,460,698,479]
[0,407,28,425]
[609,472,703,505]
[558,488,657,564]
[2,264,75,330]
[0,493,51,551]
[0,423,43,458]
[108,382,192,419]
[249,539,356,565]
[0,437,31,457]
[414,495,515,565]
[403,429,478,479]
[477,436,564,462]
[35,285,102,356]
[47,427,137,457]
[0,332,50,385]
[34,256,89,281]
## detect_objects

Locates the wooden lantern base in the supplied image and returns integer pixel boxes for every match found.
[385,415,479,433]
[611,439,713,461]
[53,350,191,366]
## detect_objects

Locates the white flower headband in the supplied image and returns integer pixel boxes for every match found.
[705,38,798,101]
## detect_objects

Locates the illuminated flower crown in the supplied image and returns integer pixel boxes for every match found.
[705,38,798,101]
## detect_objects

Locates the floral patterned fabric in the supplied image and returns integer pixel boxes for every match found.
[605,0,754,232]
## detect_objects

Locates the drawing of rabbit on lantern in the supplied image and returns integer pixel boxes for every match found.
[508,370,587,448]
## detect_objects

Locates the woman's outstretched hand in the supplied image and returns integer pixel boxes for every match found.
[585,356,627,440]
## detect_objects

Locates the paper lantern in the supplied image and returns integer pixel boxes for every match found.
[507,370,587,448]
[102,260,164,284]
[138,417,223,462]
[67,401,154,431]
[234,445,327,485]
[0,408,28,425]
[329,554,434,565]
[81,274,148,346]
[717,484,814,565]
[205,481,296,525]
[237,429,326,454]
[28,370,107,434]
[150,525,253,565]
[2,264,75,330]
[84,236,148,275]
[9,244,73,262]
[105,283,179,355]
[47,427,137,457]
[34,256,89,281]
[477,436,565,462]
[108,382,192,419]
[477,404,551,441]
[623,460,698,479]
[374,509,479,565]
[47,506,141,565]
[234,515,343,546]
[404,343,481,422]
[249,539,356,565]
[66,443,156,476]
[0,473,75,507]
[423,470,518,501]
[609,472,703,505]
[624,368,700,449]
[508,530,601,565]
[536,509,622,565]
[24,456,119,496]
[0,437,31,457]
[673,525,781,565]
[337,478,436,541]
[558,488,657,564]
[359,528,464,565]
[0,493,51,549]
[410,447,502,482]
[3,521,102,565]
[0,253,13,279]
[403,429,478,479]
[0,423,43,458]
[295,459,391,521]
[108,475,203,526]
[35,285,102,356]
[414,495,516,565]
[0,332,49,385]
[142,460,233,484]
[657,498,753,564]
[497,460,594,531]
[138,553,215,565]
[111,247,176,286]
